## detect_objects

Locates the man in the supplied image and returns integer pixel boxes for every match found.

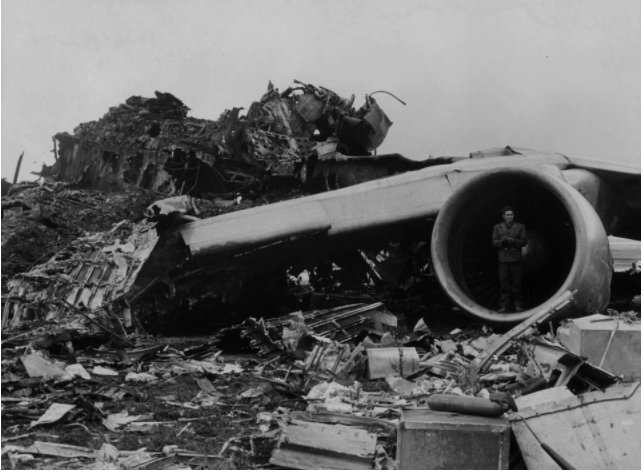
[492,206,527,313]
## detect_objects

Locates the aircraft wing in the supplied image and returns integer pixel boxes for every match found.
[564,153,640,240]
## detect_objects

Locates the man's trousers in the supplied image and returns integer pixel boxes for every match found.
[499,262,523,309]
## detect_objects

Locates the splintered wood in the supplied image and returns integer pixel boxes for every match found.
[270,420,377,470]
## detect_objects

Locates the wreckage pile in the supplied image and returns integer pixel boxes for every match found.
[1,181,445,335]
[40,82,433,197]
[1,287,640,469]
[2,80,641,469]
[1,182,160,284]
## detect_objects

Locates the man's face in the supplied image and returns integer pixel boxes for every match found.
[503,211,514,225]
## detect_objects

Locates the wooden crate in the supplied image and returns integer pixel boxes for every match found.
[397,409,511,469]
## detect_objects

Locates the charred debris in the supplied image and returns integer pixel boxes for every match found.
[4,81,462,335]
[41,83,441,196]
[2,81,641,470]
[1,294,640,469]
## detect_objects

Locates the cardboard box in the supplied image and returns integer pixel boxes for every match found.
[397,409,511,469]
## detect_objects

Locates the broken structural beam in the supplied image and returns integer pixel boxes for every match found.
[13,152,24,184]
[58,298,135,348]
[468,290,576,381]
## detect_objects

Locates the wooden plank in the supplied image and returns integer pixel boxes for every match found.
[23,441,95,459]
[285,420,376,455]
[289,411,395,433]
[271,448,369,470]
[270,421,376,470]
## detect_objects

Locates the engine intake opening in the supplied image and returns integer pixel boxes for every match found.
[449,174,576,311]
[431,166,612,325]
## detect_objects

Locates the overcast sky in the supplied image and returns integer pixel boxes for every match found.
[1,0,640,181]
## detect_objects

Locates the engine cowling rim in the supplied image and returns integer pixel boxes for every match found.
[430,166,611,324]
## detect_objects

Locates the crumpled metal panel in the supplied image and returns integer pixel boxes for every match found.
[2,220,158,328]
[212,302,387,356]
[244,128,300,177]
[46,82,403,194]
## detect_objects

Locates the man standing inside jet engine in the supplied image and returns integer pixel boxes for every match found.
[492,206,527,313]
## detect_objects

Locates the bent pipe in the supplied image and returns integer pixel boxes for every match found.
[431,167,612,324]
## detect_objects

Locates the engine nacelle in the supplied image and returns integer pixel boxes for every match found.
[431,167,612,324]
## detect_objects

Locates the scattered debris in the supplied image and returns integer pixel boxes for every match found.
[468,290,576,380]
[30,404,76,428]
[21,353,72,381]
[2,81,641,470]
[2,295,641,469]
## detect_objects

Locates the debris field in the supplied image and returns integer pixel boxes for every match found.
[1,81,641,470]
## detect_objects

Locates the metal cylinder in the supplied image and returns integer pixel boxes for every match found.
[427,394,505,417]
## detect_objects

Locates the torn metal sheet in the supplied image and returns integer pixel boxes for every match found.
[22,441,96,459]
[2,219,157,329]
[44,83,409,196]
[509,383,641,470]
[305,154,460,194]
[337,96,392,152]
[30,404,76,428]
[213,302,391,356]
[517,336,617,392]
[20,354,72,381]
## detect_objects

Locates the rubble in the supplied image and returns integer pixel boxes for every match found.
[1,297,641,469]
[1,181,159,281]
[40,83,442,198]
[2,81,641,470]
[1,210,640,470]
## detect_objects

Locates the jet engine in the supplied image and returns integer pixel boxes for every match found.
[431,167,614,324]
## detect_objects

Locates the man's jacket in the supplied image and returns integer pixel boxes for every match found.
[492,222,527,262]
